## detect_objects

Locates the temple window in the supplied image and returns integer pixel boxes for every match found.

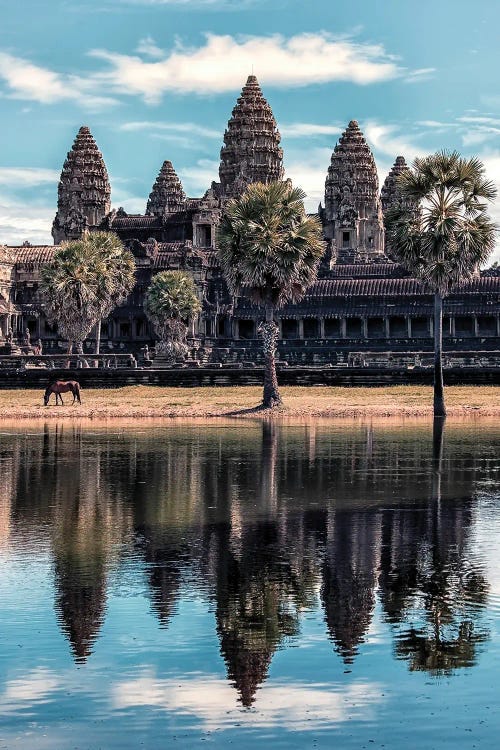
[217,317,227,337]
[325,318,341,337]
[238,319,255,339]
[455,315,474,336]
[281,319,298,339]
[119,322,130,338]
[342,231,351,248]
[477,316,496,336]
[389,316,407,337]
[135,318,145,337]
[303,319,319,338]
[367,317,385,338]
[346,318,362,338]
[196,224,212,247]
[412,317,430,337]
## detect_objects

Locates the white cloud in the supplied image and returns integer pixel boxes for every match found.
[178,158,219,195]
[120,121,221,138]
[281,123,342,138]
[363,121,427,161]
[135,36,165,59]
[112,673,384,730]
[0,52,118,109]
[0,167,59,187]
[89,32,401,103]
[0,195,54,246]
[404,67,436,84]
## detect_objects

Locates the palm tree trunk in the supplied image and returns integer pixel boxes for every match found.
[433,292,446,419]
[262,303,282,408]
[95,320,101,355]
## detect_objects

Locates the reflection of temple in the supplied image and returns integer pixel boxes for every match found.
[1,75,498,361]
[1,423,496,682]
[322,510,382,662]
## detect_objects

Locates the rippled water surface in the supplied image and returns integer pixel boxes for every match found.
[0,419,499,749]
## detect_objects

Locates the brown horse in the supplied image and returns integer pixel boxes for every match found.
[44,380,82,406]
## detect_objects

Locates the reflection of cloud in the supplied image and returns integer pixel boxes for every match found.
[0,668,60,713]
[113,673,384,729]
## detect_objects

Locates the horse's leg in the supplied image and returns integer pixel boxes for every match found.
[60,393,64,406]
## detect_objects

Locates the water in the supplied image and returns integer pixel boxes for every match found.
[0,419,499,749]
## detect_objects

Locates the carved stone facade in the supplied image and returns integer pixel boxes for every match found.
[1,76,499,361]
[52,126,111,244]
[218,75,284,198]
[322,120,385,264]
[146,160,186,217]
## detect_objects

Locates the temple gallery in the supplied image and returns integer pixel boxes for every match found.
[1,75,499,366]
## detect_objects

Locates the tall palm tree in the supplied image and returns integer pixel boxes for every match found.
[40,232,135,355]
[144,271,201,361]
[217,181,324,408]
[385,151,497,418]
[87,232,136,354]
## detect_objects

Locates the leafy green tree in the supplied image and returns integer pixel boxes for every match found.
[144,270,201,361]
[385,152,497,418]
[40,232,135,355]
[217,181,324,408]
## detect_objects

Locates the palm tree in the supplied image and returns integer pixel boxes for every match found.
[87,232,136,354]
[40,232,135,355]
[385,151,497,418]
[217,181,324,408]
[144,271,201,362]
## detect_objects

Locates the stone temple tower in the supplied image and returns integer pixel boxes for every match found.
[219,75,284,199]
[146,160,186,216]
[52,126,111,244]
[323,120,385,264]
[381,155,409,215]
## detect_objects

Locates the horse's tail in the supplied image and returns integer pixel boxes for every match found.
[74,382,82,404]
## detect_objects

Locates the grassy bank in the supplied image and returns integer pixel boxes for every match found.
[0,385,498,420]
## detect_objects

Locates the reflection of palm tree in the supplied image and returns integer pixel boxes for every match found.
[380,421,490,674]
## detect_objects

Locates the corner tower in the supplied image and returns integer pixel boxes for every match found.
[146,160,186,216]
[52,126,111,244]
[324,121,384,264]
[219,75,284,199]
[381,155,409,215]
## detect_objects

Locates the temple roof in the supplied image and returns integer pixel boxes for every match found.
[219,75,284,198]
[146,160,186,216]
[52,126,111,242]
[325,120,380,209]
[381,155,410,214]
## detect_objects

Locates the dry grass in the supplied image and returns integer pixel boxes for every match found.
[0,384,498,420]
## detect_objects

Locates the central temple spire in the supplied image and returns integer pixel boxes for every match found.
[219,75,284,199]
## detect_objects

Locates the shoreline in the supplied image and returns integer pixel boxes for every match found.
[0,384,498,421]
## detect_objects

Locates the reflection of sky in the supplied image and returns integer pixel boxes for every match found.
[0,579,499,749]
[1,426,500,749]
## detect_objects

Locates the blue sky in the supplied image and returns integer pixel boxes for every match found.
[1,0,500,260]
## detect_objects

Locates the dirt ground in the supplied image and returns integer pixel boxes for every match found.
[0,384,498,420]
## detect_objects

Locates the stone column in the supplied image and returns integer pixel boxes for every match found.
[233,320,239,340]
[362,318,368,339]
[496,315,500,337]
[384,317,390,338]
[473,316,479,337]
[298,319,304,339]
[450,316,455,336]
[407,317,412,338]
[340,318,347,338]
[319,318,325,339]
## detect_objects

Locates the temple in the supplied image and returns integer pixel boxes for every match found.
[0,74,499,364]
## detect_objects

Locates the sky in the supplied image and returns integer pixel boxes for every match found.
[1,0,500,261]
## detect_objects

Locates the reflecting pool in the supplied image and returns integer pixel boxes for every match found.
[0,419,499,749]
